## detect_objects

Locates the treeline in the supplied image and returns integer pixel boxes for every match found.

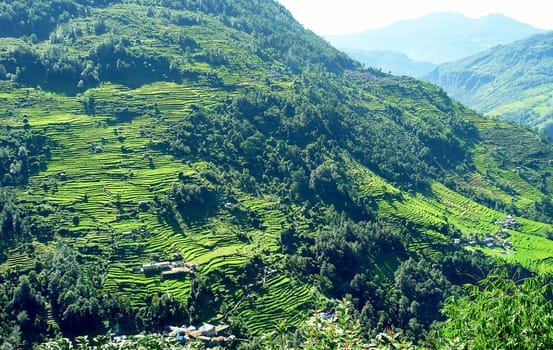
[0,125,51,186]
[33,273,553,349]
[0,124,52,258]
[0,189,25,261]
[0,36,192,93]
[0,0,85,39]
[0,243,202,349]
[161,70,553,223]
[164,76,470,200]
[0,18,226,92]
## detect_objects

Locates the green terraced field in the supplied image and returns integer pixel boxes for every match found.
[345,157,553,273]
[231,274,315,335]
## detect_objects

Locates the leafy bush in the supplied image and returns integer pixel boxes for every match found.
[36,334,191,350]
[431,273,553,349]
[257,299,417,350]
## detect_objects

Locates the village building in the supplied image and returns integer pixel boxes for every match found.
[481,237,495,245]
[160,266,193,280]
[167,323,233,345]
[137,260,196,279]
[141,261,172,273]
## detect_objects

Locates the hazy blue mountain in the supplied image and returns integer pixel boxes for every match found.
[425,31,553,136]
[343,49,436,77]
[327,12,546,64]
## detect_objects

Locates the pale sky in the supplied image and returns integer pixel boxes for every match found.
[277,0,553,35]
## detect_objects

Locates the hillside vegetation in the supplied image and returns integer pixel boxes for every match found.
[1,0,553,348]
[426,31,553,136]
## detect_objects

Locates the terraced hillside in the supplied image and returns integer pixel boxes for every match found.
[1,79,307,324]
[2,0,553,347]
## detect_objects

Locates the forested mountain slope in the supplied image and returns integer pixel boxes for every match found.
[1,0,553,348]
[426,31,553,137]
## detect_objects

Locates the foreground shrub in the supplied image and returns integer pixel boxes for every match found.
[430,273,553,349]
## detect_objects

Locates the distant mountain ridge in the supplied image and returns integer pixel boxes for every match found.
[327,12,546,64]
[342,49,436,77]
[425,31,553,136]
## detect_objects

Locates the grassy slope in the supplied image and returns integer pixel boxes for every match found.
[8,79,553,332]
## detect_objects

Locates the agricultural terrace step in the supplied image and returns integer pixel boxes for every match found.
[0,252,35,274]
[236,281,312,335]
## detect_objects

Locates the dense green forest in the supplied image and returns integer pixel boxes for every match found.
[1,0,553,348]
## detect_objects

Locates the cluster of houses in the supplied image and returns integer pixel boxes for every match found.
[495,215,518,228]
[475,234,513,251]
[166,323,234,345]
[453,215,517,254]
[111,323,234,346]
[120,227,147,238]
[134,260,196,280]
